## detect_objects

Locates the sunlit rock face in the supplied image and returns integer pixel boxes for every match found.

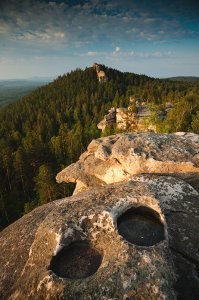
[56,132,199,194]
[97,105,156,132]
[0,132,199,299]
[93,63,108,83]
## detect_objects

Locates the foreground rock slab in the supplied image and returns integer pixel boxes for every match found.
[1,175,199,299]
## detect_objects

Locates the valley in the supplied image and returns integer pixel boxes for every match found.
[0,78,53,107]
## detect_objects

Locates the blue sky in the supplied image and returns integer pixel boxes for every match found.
[0,0,199,79]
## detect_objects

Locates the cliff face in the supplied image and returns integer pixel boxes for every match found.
[0,132,199,300]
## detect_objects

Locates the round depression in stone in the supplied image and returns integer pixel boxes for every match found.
[117,206,165,246]
[50,241,102,279]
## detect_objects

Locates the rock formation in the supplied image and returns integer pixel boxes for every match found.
[97,107,117,131]
[0,132,199,299]
[97,99,169,132]
[93,63,108,83]
[57,132,199,194]
[97,106,138,132]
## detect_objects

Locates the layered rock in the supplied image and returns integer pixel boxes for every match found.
[56,132,199,194]
[0,132,199,300]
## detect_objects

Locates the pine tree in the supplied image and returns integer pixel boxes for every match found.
[34,164,57,205]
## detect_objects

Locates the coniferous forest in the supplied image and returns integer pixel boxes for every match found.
[0,65,199,229]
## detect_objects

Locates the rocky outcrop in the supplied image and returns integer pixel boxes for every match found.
[97,107,136,132]
[97,99,171,133]
[93,63,108,83]
[97,105,158,132]
[97,107,117,131]
[56,132,199,194]
[0,132,199,300]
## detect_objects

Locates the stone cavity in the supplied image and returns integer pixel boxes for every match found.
[0,132,199,299]
[50,241,102,279]
[117,206,165,247]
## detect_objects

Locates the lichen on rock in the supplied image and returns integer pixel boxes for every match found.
[0,132,199,299]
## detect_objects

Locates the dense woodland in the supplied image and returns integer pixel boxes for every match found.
[0,65,199,229]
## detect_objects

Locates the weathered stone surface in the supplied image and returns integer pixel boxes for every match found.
[0,175,199,299]
[2,175,199,299]
[174,131,199,144]
[1,132,199,299]
[0,202,56,299]
[56,133,199,194]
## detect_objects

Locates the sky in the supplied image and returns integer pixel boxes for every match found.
[0,0,199,79]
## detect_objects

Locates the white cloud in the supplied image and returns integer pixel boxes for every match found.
[16,29,65,42]
[53,32,65,39]
[0,0,198,79]
[113,46,121,55]
[0,0,197,49]
[83,49,173,59]
[87,51,99,56]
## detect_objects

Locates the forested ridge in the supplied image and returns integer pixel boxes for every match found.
[0,65,199,229]
[166,76,199,83]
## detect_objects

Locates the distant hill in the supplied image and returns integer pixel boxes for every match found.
[0,78,54,107]
[166,76,199,83]
[0,64,198,230]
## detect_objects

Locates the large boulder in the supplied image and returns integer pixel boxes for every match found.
[1,175,199,299]
[56,132,199,194]
[1,132,199,299]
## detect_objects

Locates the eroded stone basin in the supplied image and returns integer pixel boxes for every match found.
[117,206,165,246]
[50,241,102,279]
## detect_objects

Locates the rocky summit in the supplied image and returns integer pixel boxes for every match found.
[0,132,199,300]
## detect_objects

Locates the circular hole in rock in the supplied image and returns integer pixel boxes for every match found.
[50,241,102,279]
[117,206,165,246]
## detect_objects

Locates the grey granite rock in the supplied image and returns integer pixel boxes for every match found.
[0,175,199,299]
[1,132,199,300]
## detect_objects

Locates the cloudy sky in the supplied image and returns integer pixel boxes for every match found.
[0,0,199,79]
